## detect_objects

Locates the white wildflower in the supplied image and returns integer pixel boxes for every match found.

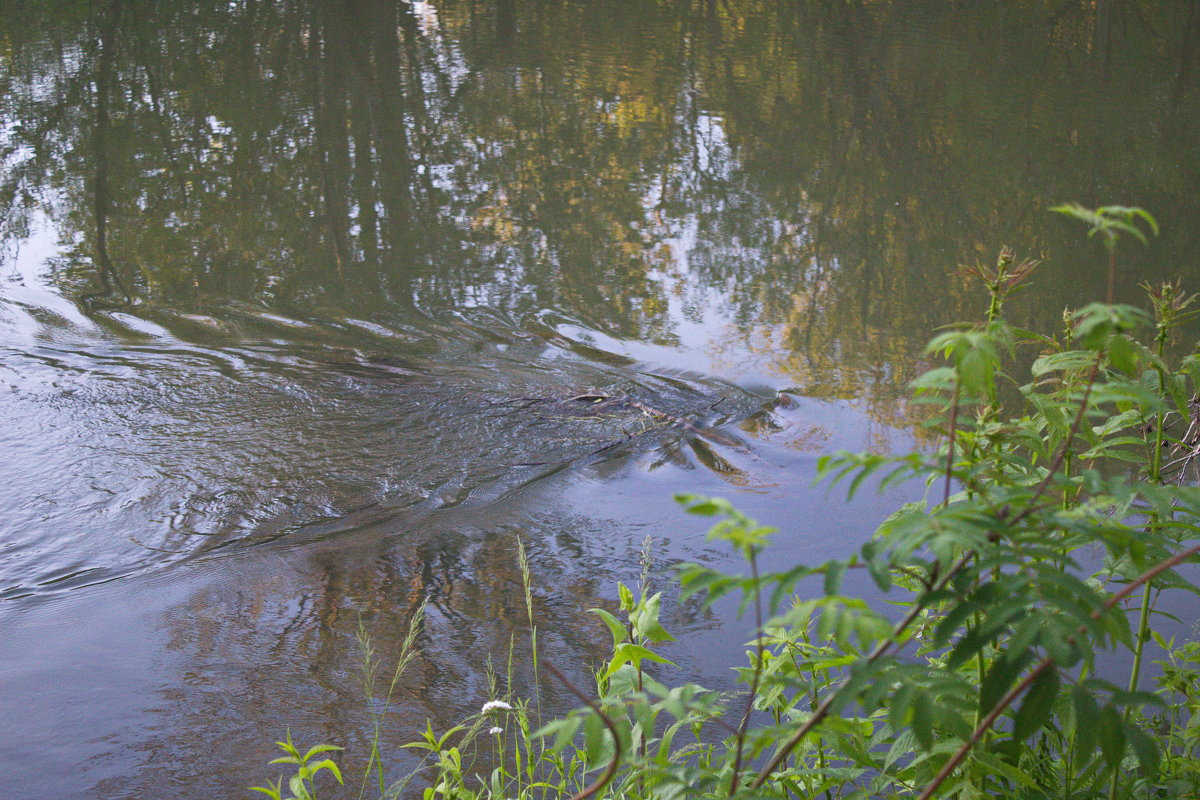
[481,700,513,714]
[489,726,504,735]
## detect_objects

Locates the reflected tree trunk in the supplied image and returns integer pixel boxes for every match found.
[87,0,132,305]
[310,0,354,281]
[370,0,417,262]
[1169,0,1200,119]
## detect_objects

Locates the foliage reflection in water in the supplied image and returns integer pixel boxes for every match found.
[0,1,1197,797]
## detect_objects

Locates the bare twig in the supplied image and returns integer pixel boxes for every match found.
[729,552,765,796]
[544,661,622,800]
[1103,543,1200,612]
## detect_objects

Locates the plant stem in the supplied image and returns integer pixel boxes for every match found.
[729,552,765,797]
[943,382,960,509]
[544,661,623,800]
[1110,341,1172,800]
[918,661,1055,800]
[1106,246,1117,305]
[750,548,976,790]
[1127,585,1154,698]
[921,541,1200,800]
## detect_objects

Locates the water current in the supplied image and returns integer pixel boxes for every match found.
[0,2,1198,797]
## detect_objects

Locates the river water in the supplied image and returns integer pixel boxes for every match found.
[0,2,1198,797]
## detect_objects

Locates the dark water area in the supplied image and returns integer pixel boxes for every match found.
[0,1,1198,797]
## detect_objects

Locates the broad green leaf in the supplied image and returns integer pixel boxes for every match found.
[288,774,312,800]
[589,608,628,646]
[603,643,677,679]
[309,759,343,784]
[301,744,342,761]
[1013,666,1060,741]
[1125,722,1161,779]
[1031,349,1096,376]
[534,715,583,752]
[1097,704,1126,768]
[912,691,935,752]
[823,559,847,596]
[583,711,605,766]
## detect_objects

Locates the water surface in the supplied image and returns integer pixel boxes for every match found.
[1,2,1198,796]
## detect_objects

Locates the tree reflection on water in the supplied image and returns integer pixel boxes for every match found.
[1,0,1196,423]
[0,2,1198,796]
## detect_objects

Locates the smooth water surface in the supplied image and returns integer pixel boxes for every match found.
[1,2,1198,796]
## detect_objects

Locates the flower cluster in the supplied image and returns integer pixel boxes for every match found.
[480,700,513,715]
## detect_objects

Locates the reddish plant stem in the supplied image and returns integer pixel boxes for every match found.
[750,550,975,790]
[728,553,765,796]
[544,661,623,800]
[916,541,1200,800]
[916,660,1054,800]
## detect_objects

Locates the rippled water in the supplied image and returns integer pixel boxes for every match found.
[1,255,769,601]
[2,222,884,798]
[0,1,1197,796]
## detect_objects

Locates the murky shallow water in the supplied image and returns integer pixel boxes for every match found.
[0,1,1198,796]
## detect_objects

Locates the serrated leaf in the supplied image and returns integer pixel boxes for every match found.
[888,683,916,733]
[981,650,1033,716]
[1041,618,1082,667]
[627,703,654,756]
[1097,704,1126,768]
[583,711,605,766]
[1072,686,1099,759]
[912,691,935,752]
[1108,336,1141,375]
[934,599,979,648]
[1125,722,1160,779]
[1032,350,1096,376]
[1013,666,1060,740]
[823,559,846,596]
[867,554,893,591]
[974,748,1039,788]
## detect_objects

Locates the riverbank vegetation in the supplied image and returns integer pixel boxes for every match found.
[254,207,1200,799]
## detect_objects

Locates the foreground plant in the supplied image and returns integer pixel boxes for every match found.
[253,205,1200,799]
[251,731,343,800]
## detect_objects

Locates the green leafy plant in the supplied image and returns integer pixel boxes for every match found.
[251,731,343,800]
[1142,635,1200,796]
